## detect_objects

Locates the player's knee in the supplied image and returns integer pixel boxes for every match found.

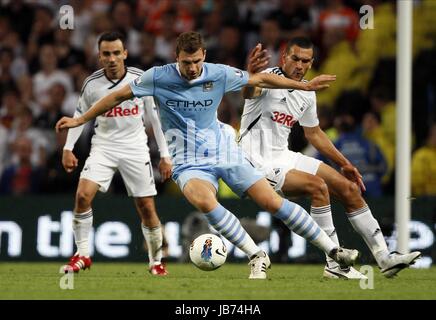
[195,198,217,213]
[259,196,282,214]
[307,176,329,198]
[342,180,360,199]
[75,190,93,208]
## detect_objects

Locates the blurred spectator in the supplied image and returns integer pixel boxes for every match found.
[15,75,37,112]
[53,29,86,72]
[8,107,49,168]
[208,25,245,68]
[362,110,394,186]
[40,128,78,193]
[0,89,21,129]
[143,0,197,36]
[318,0,359,49]
[318,112,387,197]
[259,17,283,68]
[83,12,113,68]
[69,0,93,51]
[0,47,28,96]
[237,0,278,51]
[369,86,396,147]
[34,82,69,156]
[26,5,56,72]
[1,0,35,44]
[32,44,74,117]
[0,135,43,195]
[198,9,222,54]
[0,123,7,175]
[154,9,178,63]
[412,123,436,197]
[271,0,312,39]
[110,0,141,59]
[130,32,166,70]
[0,47,16,99]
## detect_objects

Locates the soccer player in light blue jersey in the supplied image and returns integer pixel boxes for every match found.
[56,31,359,279]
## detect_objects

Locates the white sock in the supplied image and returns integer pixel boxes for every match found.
[73,209,93,257]
[347,205,389,265]
[311,205,340,268]
[142,224,163,266]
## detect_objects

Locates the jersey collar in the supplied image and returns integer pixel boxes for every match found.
[176,63,205,84]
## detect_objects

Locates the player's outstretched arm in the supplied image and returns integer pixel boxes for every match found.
[55,84,134,132]
[304,125,366,192]
[247,73,336,91]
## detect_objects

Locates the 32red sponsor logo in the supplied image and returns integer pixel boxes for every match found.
[104,105,139,117]
[271,111,297,127]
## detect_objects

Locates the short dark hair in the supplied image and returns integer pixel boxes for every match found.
[98,31,126,49]
[175,31,205,56]
[285,37,314,54]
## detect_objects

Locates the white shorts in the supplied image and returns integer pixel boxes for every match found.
[80,147,157,197]
[260,150,322,191]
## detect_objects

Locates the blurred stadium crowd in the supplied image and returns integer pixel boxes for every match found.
[0,0,435,198]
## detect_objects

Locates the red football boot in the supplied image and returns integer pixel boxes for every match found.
[63,253,92,273]
[149,263,168,276]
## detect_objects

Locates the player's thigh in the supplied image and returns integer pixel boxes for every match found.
[282,169,326,197]
[246,178,283,213]
[118,158,157,197]
[183,178,218,212]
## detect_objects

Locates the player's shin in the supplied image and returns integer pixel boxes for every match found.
[204,204,262,258]
[142,224,163,266]
[73,209,93,257]
[311,205,340,268]
[347,205,389,265]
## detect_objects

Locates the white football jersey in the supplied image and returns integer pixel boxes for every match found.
[78,67,153,152]
[239,67,319,165]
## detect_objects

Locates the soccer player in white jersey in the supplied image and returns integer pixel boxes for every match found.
[56,31,360,280]
[61,32,172,276]
[240,37,421,278]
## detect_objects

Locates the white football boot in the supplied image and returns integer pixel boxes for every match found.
[329,247,360,268]
[323,265,368,280]
[248,251,271,280]
[380,251,422,278]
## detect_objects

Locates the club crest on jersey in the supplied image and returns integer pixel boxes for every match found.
[203,81,213,92]
[280,97,286,103]
[133,76,141,86]
[234,69,243,78]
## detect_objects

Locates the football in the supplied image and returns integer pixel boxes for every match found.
[189,233,227,271]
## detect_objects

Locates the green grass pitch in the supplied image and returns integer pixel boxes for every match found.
[1,263,435,300]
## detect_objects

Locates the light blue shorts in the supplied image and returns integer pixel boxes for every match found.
[173,159,264,197]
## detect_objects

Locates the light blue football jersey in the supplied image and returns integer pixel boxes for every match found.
[129,63,249,166]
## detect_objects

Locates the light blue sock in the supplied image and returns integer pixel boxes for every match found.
[275,199,336,254]
[204,204,260,258]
